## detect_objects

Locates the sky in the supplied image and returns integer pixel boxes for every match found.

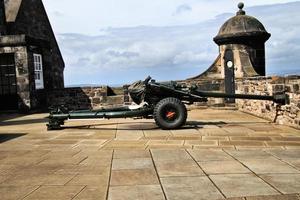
[42,0,300,86]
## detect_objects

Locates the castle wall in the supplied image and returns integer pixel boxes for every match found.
[236,76,300,129]
[44,86,125,110]
[8,0,64,89]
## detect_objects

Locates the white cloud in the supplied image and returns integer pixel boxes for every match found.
[43,0,299,35]
[53,1,300,85]
[174,4,192,15]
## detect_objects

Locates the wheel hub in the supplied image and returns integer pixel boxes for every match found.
[166,111,176,119]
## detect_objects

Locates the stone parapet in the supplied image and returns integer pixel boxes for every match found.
[236,75,300,129]
[45,86,107,110]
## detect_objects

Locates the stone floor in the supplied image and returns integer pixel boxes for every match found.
[0,109,300,200]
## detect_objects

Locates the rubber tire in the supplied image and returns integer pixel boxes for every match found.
[154,97,187,130]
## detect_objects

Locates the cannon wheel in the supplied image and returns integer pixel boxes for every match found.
[154,97,187,129]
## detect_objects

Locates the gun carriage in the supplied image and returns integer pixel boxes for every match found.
[47,76,289,130]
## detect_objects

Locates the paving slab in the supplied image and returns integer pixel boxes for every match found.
[266,149,300,160]
[185,140,218,146]
[0,186,39,200]
[115,130,144,140]
[225,150,273,160]
[1,109,300,200]
[151,149,192,162]
[260,174,300,194]
[240,157,300,174]
[220,141,266,147]
[112,158,153,170]
[202,136,230,141]
[114,150,151,159]
[54,164,111,176]
[199,160,251,174]
[110,169,159,186]
[73,186,108,200]
[147,140,185,146]
[188,149,234,161]
[210,174,279,198]
[103,140,147,149]
[161,176,224,200]
[143,130,171,140]
[108,185,165,200]
[24,185,85,200]
[155,159,204,177]
[67,174,109,187]
[148,144,189,149]
[245,194,300,200]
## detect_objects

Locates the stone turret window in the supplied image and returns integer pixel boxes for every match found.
[34,53,44,89]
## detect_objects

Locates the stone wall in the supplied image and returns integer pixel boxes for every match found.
[44,86,125,110]
[236,76,300,129]
[179,78,226,106]
[8,0,65,89]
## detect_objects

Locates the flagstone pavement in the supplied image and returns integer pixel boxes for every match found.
[0,108,300,200]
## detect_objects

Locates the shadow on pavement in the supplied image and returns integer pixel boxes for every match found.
[59,121,229,131]
[0,133,27,143]
[0,118,48,126]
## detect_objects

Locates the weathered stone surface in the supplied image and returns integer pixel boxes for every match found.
[246,194,300,200]
[114,150,151,159]
[188,149,234,161]
[110,169,159,186]
[73,186,107,200]
[112,158,153,170]
[225,150,273,160]
[210,174,279,198]
[240,157,299,174]
[199,160,250,174]
[66,175,108,187]
[260,174,300,194]
[155,160,204,177]
[108,185,165,200]
[1,110,300,200]
[151,150,192,162]
[24,186,84,200]
[0,186,39,200]
[236,76,300,130]
[161,176,224,200]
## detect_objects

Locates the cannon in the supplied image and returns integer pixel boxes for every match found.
[47,76,289,130]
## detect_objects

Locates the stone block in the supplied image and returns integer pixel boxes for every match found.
[92,97,101,104]
[24,186,85,200]
[188,149,234,161]
[241,157,299,174]
[260,174,300,194]
[155,160,204,177]
[112,158,153,170]
[210,174,278,198]
[110,169,159,186]
[108,185,165,200]
[161,176,223,200]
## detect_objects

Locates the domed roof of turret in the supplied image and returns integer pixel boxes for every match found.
[214,2,271,45]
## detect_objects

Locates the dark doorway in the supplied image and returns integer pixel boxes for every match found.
[0,54,18,110]
[224,49,235,103]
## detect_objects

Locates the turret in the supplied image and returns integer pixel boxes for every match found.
[213,2,271,77]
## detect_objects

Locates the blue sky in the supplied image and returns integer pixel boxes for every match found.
[43,0,300,86]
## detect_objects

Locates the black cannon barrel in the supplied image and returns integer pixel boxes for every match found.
[193,90,274,101]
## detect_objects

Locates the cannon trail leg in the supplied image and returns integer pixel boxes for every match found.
[47,118,65,130]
